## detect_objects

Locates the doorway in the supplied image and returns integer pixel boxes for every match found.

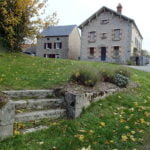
[101,47,106,61]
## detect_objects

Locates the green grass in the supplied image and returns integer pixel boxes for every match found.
[0,52,150,150]
[0,52,117,90]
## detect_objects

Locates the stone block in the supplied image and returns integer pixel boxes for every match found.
[0,124,13,140]
[0,101,15,126]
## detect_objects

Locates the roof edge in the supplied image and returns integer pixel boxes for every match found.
[78,6,143,39]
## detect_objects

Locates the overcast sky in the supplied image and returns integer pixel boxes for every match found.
[47,0,150,51]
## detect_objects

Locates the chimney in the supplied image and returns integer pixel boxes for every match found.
[117,3,122,14]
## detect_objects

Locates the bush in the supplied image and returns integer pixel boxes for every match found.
[114,73,129,88]
[114,67,131,78]
[70,66,98,87]
[127,60,136,66]
[100,69,114,83]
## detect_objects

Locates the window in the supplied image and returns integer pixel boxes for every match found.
[47,38,50,40]
[54,42,62,49]
[89,47,95,56]
[44,43,52,49]
[89,31,96,42]
[101,19,109,24]
[113,46,119,57]
[57,38,60,40]
[114,29,121,41]
[101,33,107,39]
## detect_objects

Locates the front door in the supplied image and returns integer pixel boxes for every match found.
[101,47,106,61]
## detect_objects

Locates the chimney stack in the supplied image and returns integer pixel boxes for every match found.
[117,3,122,14]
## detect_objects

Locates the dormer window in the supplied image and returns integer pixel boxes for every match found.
[101,19,109,24]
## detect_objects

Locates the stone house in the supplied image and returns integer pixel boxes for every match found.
[36,25,80,59]
[79,4,143,64]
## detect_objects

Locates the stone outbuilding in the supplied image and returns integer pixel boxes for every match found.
[79,4,143,64]
[36,25,80,59]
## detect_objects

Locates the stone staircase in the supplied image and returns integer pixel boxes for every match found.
[3,90,66,134]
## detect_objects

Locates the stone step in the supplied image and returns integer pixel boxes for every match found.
[3,90,53,98]
[13,98,64,110]
[21,126,48,134]
[15,109,66,122]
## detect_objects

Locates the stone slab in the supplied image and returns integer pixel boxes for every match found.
[22,126,48,134]
[13,98,64,110]
[0,124,13,140]
[3,90,53,98]
[0,101,15,125]
[15,109,66,122]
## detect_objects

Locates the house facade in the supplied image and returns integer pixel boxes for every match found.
[79,4,143,64]
[36,25,80,59]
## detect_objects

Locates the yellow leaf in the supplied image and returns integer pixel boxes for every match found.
[100,122,106,127]
[121,135,128,141]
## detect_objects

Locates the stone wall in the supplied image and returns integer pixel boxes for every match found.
[0,101,15,140]
[36,36,69,59]
[80,11,132,63]
[64,88,120,119]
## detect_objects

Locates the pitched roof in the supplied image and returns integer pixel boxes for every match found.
[41,25,77,37]
[79,6,143,39]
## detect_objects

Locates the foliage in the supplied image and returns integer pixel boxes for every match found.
[70,65,98,87]
[127,60,136,65]
[99,68,115,83]
[114,67,131,78]
[114,73,129,87]
[99,67,131,87]
[0,0,58,52]
[141,49,149,56]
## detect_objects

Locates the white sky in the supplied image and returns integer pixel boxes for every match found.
[46,0,150,51]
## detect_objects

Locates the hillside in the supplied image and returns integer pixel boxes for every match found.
[0,52,150,150]
[0,52,118,90]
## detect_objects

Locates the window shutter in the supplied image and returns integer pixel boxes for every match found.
[48,43,51,49]
[60,42,62,49]
[54,43,56,49]
[88,32,90,41]
[44,43,46,49]
[94,32,97,41]
[111,46,114,57]
[120,29,123,40]
[112,29,114,40]
[119,46,122,57]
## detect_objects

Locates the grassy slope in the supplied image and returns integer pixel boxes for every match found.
[0,53,150,150]
[0,52,116,90]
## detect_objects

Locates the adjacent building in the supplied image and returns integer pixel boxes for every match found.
[36,25,80,59]
[79,4,143,64]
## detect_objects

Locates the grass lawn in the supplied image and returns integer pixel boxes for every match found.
[0,52,150,150]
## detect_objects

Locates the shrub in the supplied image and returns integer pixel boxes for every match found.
[114,68,131,78]
[114,73,129,88]
[127,60,136,66]
[100,69,114,83]
[70,66,98,87]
